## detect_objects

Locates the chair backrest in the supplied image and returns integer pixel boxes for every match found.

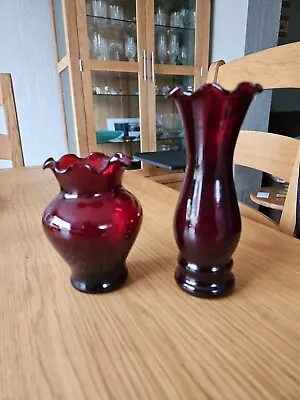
[207,42,300,236]
[0,74,24,167]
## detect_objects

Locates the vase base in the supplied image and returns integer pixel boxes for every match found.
[175,259,235,298]
[70,267,128,294]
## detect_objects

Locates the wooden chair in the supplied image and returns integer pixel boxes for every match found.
[205,42,300,236]
[0,74,24,167]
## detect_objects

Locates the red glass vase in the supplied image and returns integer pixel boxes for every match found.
[42,152,143,294]
[169,83,262,298]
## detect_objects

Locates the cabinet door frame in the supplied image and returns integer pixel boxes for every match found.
[145,0,211,176]
[52,0,89,156]
[52,0,211,163]
[144,0,211,177]
[74,0,149,155]
[194,0,211,88]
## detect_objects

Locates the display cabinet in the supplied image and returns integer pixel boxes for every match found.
[51,0,211,171]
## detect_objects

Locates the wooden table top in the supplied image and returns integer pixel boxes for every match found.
[1,168,300,400]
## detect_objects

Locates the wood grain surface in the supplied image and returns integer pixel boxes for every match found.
[1,168,300,400]
[215,42,300,91]
[74,0,98,153]
[235,130,299,184]
[61,0,89,156]
[194,0,211,87]
[206,48,300,235]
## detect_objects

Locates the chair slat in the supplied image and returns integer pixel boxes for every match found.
[216,42,300,90]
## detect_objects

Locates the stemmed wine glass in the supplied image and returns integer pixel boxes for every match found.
[125,37,137,62]
[157,34,167,64]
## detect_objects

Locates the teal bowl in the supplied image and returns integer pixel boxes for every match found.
[96,130,123,144]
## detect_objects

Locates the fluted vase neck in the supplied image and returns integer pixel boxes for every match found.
[43,152,131,195]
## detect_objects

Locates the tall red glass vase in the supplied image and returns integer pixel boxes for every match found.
[169,83,262,298]
[42,152,142,294]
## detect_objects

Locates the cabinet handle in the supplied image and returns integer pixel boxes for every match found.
[151,51,155,82]
[143,50,147,81]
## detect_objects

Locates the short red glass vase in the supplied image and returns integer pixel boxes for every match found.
[169,82,262,298]
[42,152,143,294]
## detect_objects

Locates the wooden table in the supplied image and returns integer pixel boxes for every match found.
[1,168,300,400]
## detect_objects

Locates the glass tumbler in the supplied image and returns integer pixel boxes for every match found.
[92,32,108,60]
[157,34,167,64]
[154,7,167,26]
[170,11,184,28]
[169,33,179,64]
[109,5,124,27]
[91,0,107,26]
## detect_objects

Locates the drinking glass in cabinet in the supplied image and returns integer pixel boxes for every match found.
[155,7,167,26]
[169,33,179,64]
[109,5,124,27]
[189,10,196,28]
[156,114,183,138]
[179,9,188,26]
[163,114,183,136]
[156,114,164,136]
[170,11,184,28]
[179,46,188,65]
[161,85,170,96]
[91,0,107,26]
[109,40,124,61]
[157,34,167,64]
[91,0,107,17]
[125,37,136,62]
[92,32,108,60]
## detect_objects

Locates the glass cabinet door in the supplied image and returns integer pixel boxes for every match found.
[155,74,193,152]
[53,0,67,62]
[86,0,138,64]
[52,0,209,161]
[154,0,195,67]
[90,70,142,169]
[81,0,147,167]
[52,0,81,154]
[145,0,198,155]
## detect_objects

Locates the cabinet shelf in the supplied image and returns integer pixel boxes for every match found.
[89,59,139,73]
[155,23,195,32]
[92,93,167,97]
[93,93,139,97]
[98,133,184,144]
[86,14,136,26]
[86,16,195,33]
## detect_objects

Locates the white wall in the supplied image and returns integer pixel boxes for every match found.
[0,0,68,167]
[210,0,249,63]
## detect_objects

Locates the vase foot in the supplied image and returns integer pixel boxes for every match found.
[175,259,235,298]
[70,267,128,294]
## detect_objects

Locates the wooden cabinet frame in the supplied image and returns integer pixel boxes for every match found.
[51,0,211,161]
